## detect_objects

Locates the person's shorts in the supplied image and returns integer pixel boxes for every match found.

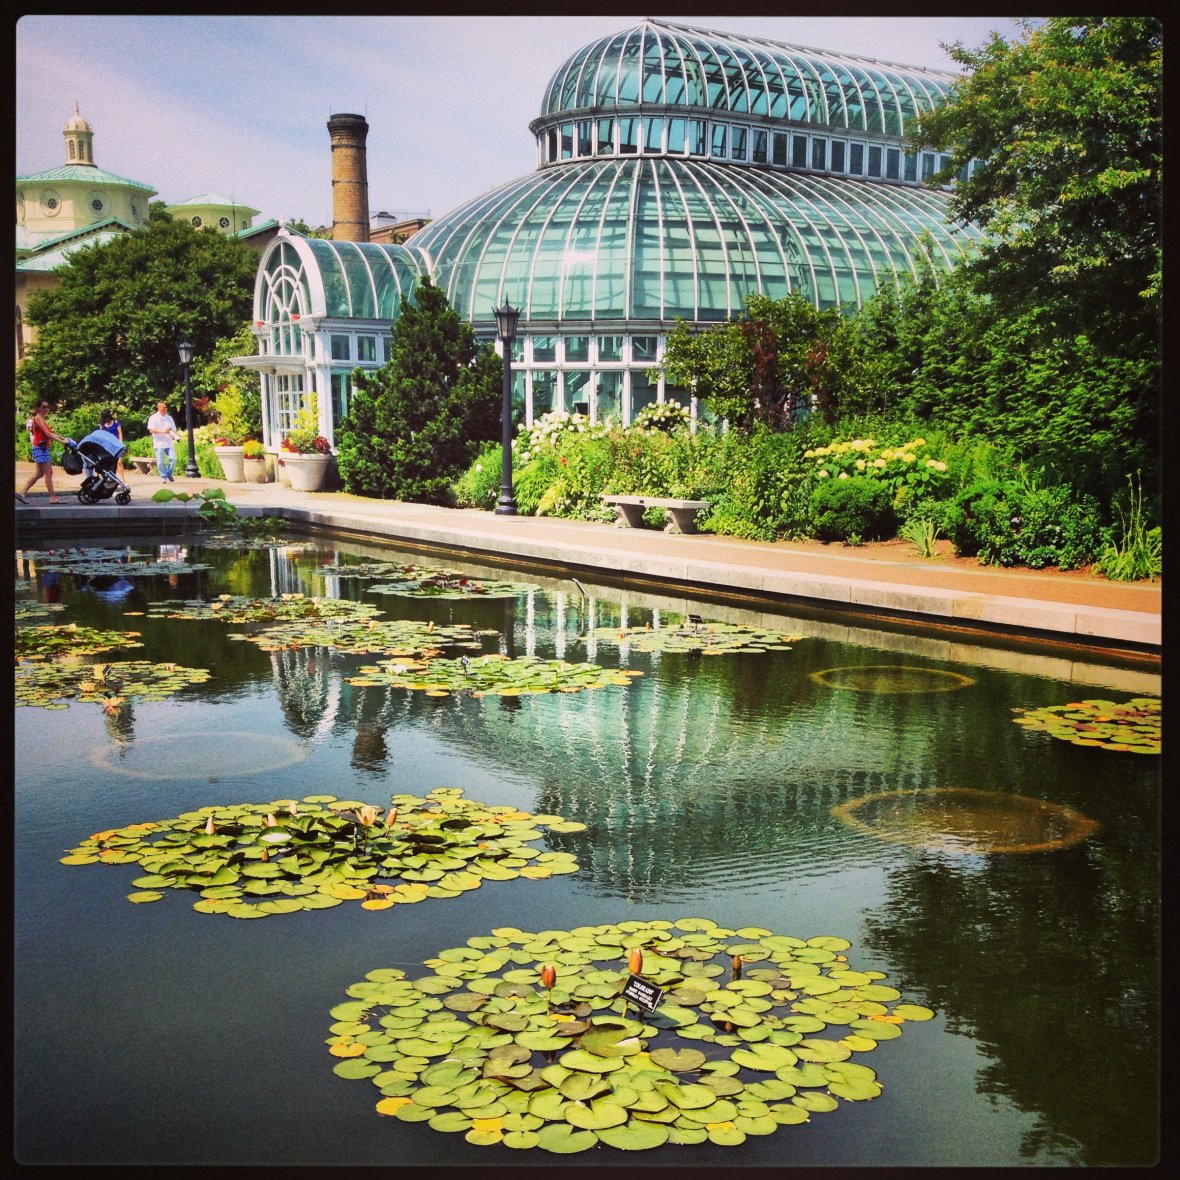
[32,444,51,464]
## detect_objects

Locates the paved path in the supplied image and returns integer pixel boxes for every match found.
[14,462,1161,652]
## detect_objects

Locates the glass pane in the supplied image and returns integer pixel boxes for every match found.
[593,371,623,426]
[811,138,827,170]
[850,142,864,174]
[690,119,707,155]
[629,369,658,419]
[357,336,376,362]
[597,334,623,361]
[619,117,638,154]
[632,336,658,362]
[565,335,589,362]
[904,152,918,182]
[330,335,350,360]
[577,121,593,156]
[711,124,727,157]
[752,129,768,164]
[868,145,882,177]
[561,125,574,159]
[531,336,556,363]
[772,133,788,166]
[565,369,592,416]
[792,135,808,168]
[597,118,614,154]
[731,127,747,161]
[830,140,846,172]
[643,117,662,152]
[886,148,900,180]
[668,118,687,154]
[529,370,555,419]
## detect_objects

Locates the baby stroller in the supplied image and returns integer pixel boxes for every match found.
[62,430,132,505]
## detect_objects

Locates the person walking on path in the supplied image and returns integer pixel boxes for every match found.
[18,399,68,504]
[147,401,178,482]
[99,407,125,479]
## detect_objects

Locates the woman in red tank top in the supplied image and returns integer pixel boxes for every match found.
[18,400,66,504]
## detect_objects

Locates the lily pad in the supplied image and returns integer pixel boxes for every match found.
[327,919,931,1153]
[1012,696,1160,753]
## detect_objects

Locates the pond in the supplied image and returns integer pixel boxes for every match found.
[13,531,1161,1167]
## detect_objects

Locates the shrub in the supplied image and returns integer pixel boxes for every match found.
[808,475,897,542]
[453,443,502,510]
[1093,475,1162,582]
[943,475,1106,569]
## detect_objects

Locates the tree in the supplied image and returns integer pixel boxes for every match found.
[914,18,1162,351]
[663,292,874,430]
[335,278,502,504]
[17,216,257,425]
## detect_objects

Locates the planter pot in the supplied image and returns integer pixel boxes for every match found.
[213,445,246,483]
[243,457,268,483]
[283,452,331,492]
[277,458,291,487]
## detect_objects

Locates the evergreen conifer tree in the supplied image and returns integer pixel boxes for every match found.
[336,279,502,503]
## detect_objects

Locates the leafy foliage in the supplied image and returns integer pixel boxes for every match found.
[336,279,502,504]
[808,477,897,544]
[662,293,873,431]
[17,217,257,421]
[327,918,934,1152]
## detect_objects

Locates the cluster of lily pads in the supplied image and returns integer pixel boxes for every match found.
[145,592,385,626]
[586,619,803,656]
[18,545,211,577]
[15,621,141,660]
[346,653,644,699]
[1012,696,1160,754]
[321,560,531,601]
[15,658,212,710]
[327,918,933,1152]
[61,789,585,917]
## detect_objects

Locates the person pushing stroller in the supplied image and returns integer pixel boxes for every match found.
[62,427,133,505]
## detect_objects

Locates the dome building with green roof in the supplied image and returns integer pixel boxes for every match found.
[243,19,982,448]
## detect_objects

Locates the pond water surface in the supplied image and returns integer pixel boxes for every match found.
[13,532,1160,1167]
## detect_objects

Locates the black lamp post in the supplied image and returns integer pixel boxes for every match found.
[178,339,198,477]
[492,300,520,515]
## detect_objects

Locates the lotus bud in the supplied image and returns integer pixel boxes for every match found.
[385,807,398,828]
[204,815,216,835]
[731,954,743,979]
[540,964,557,991]
[264,813,278,827]
[261,848,269,862]
[628,947,643,976]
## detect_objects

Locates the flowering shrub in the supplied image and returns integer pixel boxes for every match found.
[630,401,691,433]
[804,435,950,519]
[513,410,607,464]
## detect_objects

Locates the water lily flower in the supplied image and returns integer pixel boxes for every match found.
[358,805,379,827]
[628,947,643,975]
[540,963,557,990]
[264,813,278,827]
[204,815,216,835]
[385,807,398,827]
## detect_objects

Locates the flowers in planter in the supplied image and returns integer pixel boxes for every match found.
[281,432,331,455]
[243,439,266,460]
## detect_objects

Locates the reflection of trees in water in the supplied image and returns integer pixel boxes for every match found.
[270,646,340,741]
[857,831,1159,1166]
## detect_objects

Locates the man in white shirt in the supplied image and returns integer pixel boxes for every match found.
[147,401,178,482]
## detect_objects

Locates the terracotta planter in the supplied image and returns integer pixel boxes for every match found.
[243,457,268,483]
[283,452,331,492]
[213,445,246,482]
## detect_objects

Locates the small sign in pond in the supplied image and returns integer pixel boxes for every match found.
[622,974,663,1013]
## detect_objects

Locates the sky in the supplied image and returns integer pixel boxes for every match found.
[16,14,1031,229]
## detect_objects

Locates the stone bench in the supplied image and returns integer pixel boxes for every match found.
[130,457,156,475]
[602,494,710,534]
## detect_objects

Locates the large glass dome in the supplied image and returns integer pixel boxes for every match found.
[539,18,956,135]
[410,156,981,326]
[246,18,983,433]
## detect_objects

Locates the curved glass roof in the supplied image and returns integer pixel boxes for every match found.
[255,232,426,323]
[540,18,957,135]
[410,157,983,325]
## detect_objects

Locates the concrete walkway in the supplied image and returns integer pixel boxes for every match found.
[14,462,1161,652]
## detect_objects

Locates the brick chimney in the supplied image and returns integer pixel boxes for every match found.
[327,112,370,242]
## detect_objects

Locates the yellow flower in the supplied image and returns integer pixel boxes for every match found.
[818,469,830,479]
[855,459,866,470]
[901,453,916,463]
[874,458,887,468]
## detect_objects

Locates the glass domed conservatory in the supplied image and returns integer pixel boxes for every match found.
[242,18,982,447]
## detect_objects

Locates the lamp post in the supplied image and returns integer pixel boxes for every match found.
[178,339,198,477]
[492,300,520,515]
